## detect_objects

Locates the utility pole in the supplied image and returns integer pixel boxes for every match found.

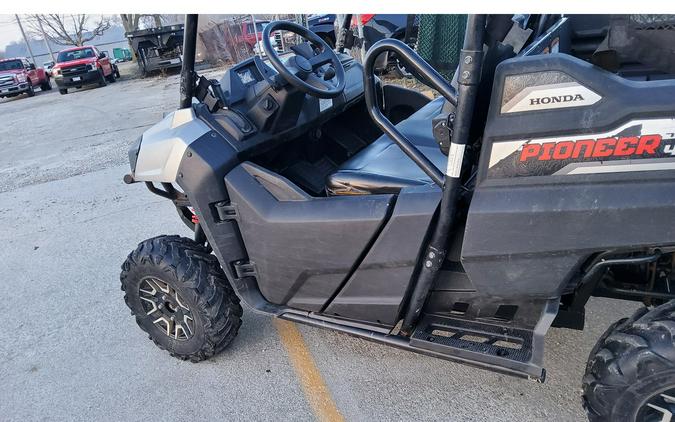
[37,17,55,62]
[15,14,36,64]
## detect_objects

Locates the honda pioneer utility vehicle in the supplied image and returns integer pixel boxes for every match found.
[121,14,675,421]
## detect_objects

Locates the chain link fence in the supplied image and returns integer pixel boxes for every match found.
[415,14,467,80]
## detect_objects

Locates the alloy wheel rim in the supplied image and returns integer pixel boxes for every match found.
[138,277,194,341]
[638,388,675,422]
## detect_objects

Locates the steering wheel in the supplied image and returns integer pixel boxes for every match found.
[262,21,346,99]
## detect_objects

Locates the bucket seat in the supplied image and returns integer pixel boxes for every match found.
[326,96,447,195]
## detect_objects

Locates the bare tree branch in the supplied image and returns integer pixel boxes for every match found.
[119,14,165,32]
[27,14,112,47]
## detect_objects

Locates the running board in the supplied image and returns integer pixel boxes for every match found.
[410,314,546,380]
[279,312,546,381]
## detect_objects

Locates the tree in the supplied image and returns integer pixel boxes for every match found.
[27,14,112,47]
[119,14,167,33]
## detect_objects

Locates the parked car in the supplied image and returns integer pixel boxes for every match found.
[51,46,116,95]
[0,57,51,99]
[308,14,418,76]
[43,60,55,76]
[307,14,338,47]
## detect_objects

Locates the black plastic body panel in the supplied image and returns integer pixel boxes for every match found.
[324,185,440,325]
[174,129,270,311]
[225,162,395,311]
[462,53,675,301]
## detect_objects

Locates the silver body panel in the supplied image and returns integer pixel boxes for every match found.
[134,108,210,183]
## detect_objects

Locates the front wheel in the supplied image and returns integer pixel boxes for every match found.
[120,235,243,362]
[582,300,675,421]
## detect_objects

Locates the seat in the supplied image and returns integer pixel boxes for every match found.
[326,97,447,195]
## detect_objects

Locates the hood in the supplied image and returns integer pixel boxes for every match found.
[54,58,97,69]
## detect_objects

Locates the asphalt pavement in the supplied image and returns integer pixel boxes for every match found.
[0,64,641,421]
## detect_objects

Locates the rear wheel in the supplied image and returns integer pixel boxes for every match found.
[59,88,68,95]
[582,300,675,421]
[26,81,35,97]
[40,78,52,91]
[97,69,107,87]
[120,235,243,362]
[106,69,116,83]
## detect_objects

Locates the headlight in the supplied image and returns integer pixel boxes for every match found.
[52,68,60,76]
[16,73,26,83]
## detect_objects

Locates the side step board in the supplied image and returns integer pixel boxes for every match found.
[411,314,548,381]
[281,302,558,381]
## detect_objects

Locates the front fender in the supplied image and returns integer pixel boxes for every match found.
[132,108,210,183]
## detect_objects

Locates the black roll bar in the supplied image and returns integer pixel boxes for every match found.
[398,15,487,336]
[179,14,199,109]
[363,39,459,187]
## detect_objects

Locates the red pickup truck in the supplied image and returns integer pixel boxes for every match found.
[237,20,270,52]
[0,57,52,99]
[52,46,116,95]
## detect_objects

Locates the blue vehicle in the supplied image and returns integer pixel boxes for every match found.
[308,14,418,75]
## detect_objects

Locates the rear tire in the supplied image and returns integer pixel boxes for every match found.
[40,78,52,91]
[59,88,68,95]
[26,81,35,97]
[120,235,243,362]
[106,69,116,83]
[582,300,675,421]
[97,69,107,87]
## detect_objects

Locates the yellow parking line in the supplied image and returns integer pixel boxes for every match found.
[274,319,345,422]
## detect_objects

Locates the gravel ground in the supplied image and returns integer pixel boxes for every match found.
[0,63,642,421]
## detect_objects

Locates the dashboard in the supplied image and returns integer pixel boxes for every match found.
[236,67,258,85]
[206,51,366,155]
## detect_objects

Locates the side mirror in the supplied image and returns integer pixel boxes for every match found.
[28,63,36,70]
[99,52,107,59]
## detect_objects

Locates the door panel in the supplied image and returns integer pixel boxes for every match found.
[225,162,395,311]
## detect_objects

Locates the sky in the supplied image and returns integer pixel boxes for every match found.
[0,15,23,53]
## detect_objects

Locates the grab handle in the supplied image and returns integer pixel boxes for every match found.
[363,39,458,187]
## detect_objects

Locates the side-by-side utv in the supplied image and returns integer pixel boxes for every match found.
[120,14,675,421]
